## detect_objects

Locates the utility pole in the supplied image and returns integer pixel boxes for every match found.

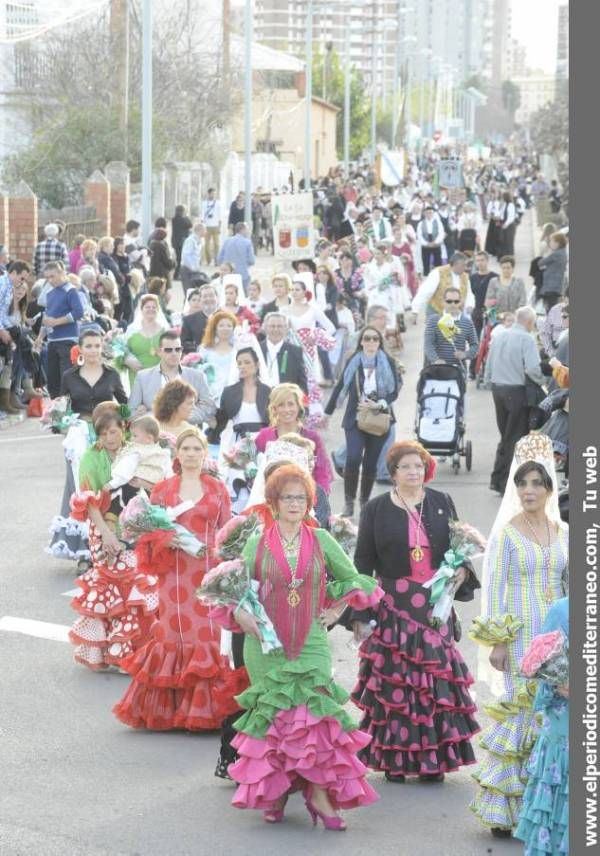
[223,0,230,102]
[110,0,129,161]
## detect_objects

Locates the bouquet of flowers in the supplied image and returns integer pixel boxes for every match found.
[216,513,260,560]
[201,457,221,479]
[158,430,177,452]
[181,352,216,385]
[197,559,282,654]
[520,629,569,687]
[105,332,130,371]
[41,396,80,434]
[437,312,459,343]
[423,521,486,628]
[222,436,258,481]
[329,515,358,556]
[119,491,206,557]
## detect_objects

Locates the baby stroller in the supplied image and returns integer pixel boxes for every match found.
[415,364,472,474]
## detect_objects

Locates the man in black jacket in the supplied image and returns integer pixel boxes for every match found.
[181,284,218,353]
[259,313,308,393]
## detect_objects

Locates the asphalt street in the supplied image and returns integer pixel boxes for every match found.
[0,214,536,856]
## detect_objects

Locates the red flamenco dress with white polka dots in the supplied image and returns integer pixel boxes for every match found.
[68,450,159,671]
[113,474,249,731]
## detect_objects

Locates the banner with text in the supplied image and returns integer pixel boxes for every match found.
[272,192,315,261]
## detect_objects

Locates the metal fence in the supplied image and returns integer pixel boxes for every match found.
[38,206,102,245]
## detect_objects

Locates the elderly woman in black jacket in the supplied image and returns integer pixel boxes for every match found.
[325,325,399,517]
[349,439,480,783]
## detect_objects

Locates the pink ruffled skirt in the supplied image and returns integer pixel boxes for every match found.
[229,704,379,811]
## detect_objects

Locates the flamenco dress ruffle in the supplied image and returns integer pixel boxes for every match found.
[351,575,480,777]
[514,699,569,855]
[69,522,158,670]
[228,583,382,811]
[112,618,249,731]
[113,478,249,731]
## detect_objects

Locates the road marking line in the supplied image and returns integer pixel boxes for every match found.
[61,588,79,598]
[0,616,70,642]
[0,433,58,444]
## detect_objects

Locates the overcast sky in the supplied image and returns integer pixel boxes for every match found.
[510,0,564,73]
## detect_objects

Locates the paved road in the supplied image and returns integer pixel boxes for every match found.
[0,214,536,855]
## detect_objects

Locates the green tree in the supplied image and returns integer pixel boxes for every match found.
[2,3,239,208]
[312,48,371,160]
[501,80,521,116]
[530,91,569,210]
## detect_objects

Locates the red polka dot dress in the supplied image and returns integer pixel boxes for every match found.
[113,474,249,731]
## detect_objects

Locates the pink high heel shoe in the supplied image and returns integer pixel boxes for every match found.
[304,794,347,831]
[263,793,289,824]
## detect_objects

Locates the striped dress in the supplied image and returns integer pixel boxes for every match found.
[469,523,568,831]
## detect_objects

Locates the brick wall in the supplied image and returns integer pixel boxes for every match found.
[105,161,130,237]
[0,194,9,249]
[8,182,38,265]
[84,170,111,236]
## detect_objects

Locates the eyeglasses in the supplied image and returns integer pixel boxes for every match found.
[362,335,380,343]
[162,347,182,353]
[445,299,461,304]
[561,313,569,319]
[279,495,307,505]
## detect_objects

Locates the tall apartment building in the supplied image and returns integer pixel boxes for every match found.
[489,0,511,86]
[253,0,492,95]
[556,3,568,81]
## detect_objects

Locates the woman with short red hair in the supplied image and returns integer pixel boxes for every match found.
[212,463,383,829]
[350,440,481,783]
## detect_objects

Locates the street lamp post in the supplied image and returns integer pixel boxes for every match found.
[343,23,351,174]
[141,0,152,239]
[370,13,377,163]
[244,0,252,224]
[304,0,314,186]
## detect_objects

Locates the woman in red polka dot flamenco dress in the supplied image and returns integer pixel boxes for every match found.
[113,428,248,731]
[349,441,481,783]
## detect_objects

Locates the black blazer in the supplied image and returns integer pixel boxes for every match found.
[181,311,210,354]
[259,340,308,393]
[213,380,271,440]
[349,488,480,625]
[324,353,399,430]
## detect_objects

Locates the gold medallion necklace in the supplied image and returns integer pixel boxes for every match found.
[394,489,426,562]
[279,526,303,607]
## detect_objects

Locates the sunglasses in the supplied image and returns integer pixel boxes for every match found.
[445,299,461,304]
[362,335,380,343]
[162,346,182,353]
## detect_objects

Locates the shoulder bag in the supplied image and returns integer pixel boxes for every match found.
[355,373,391,436]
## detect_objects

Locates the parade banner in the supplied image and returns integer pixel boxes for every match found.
[271,192,315,261]
[437,159,464,188]
[380,149,406,187]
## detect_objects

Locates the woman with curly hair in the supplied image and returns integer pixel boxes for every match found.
[199,309,239,403]
[254,383,333,494]
[152,378,197,437]
[211,463,382,828]
[152,378,196,439]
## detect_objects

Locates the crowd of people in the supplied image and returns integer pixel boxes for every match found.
[1,142,570,850]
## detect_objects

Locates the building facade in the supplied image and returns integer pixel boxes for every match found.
[253,0,493,97]
[513,73,556,125]
[556,3,568,81]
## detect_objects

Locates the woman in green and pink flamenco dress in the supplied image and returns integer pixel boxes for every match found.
[210,463,383,830]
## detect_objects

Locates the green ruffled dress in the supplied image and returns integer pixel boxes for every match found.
[225,526,382,811]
